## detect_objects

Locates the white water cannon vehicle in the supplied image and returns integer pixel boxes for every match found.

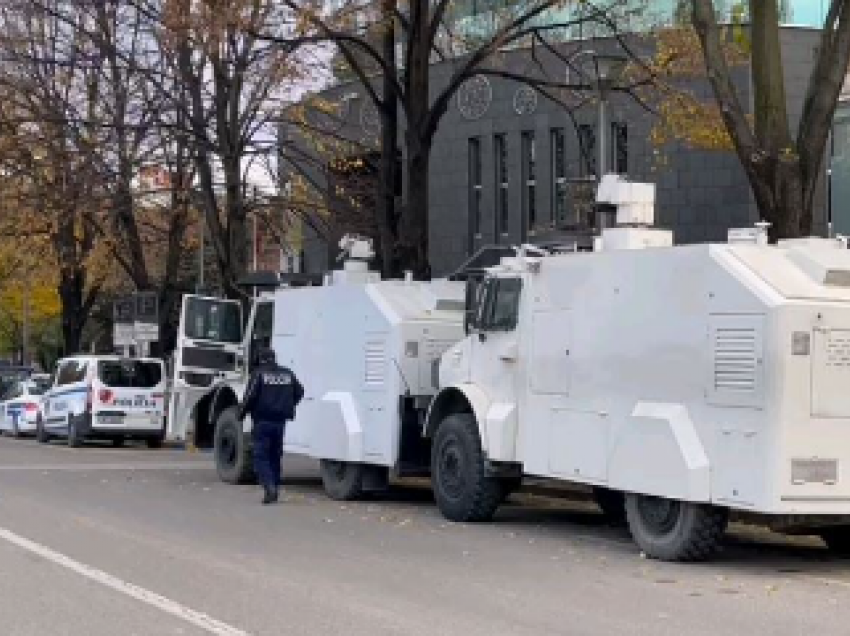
[170,176,850,561]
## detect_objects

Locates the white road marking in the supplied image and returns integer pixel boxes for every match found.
[0,526,250,636]
[0,463,209,471]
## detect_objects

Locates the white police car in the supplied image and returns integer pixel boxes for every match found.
[37,356,167,448]
[0,374,51,437]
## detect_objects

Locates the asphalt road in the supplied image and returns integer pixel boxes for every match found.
[2,438,850,636]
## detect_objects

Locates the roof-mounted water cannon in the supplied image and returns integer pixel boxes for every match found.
[338,234,375,265]
[594,175,673,251]
[329,234,380,286]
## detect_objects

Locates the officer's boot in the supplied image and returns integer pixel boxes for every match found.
[262,485,277,505]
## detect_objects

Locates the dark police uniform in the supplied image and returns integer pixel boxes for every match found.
[238,351,304,503]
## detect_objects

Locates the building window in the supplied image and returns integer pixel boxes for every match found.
[468,138,483,242]
[611,122,628,175]
[522,132,536,234]
[495,134,509,236]
[578,124,596,178]
[551,128,567,225]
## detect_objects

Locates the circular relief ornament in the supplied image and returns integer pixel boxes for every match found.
[457,76,492,120]
[513,86,538,116]
[360,100,381,138]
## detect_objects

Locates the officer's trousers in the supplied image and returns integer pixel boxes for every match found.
[253,419,285,488]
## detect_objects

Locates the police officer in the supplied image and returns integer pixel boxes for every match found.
[238,347,304,504]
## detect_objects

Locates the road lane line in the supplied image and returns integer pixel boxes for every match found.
[0,526,250,636]
[0,463,209,471]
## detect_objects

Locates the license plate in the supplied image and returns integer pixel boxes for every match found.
[99,415,124,425]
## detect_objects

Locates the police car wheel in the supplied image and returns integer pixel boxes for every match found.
[36,417,49,444]
[67,416,83,448]
[214,406,256,485]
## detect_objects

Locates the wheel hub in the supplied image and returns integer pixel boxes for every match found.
[218,432,236,466]
[438,435,465,500]
[637,495,681,535]
[325,460,347,482]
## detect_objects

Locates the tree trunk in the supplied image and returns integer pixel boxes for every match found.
[224,160,249,299]
[398,143,431,279]
[378,0,400,278]
[58,268,85,356]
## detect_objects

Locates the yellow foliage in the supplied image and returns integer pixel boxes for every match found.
[645,25,750,154]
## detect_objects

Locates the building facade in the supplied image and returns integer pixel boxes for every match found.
[290,6,831,277]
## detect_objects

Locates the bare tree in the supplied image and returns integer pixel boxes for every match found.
[691,0,850,238]
[267,0,647,277]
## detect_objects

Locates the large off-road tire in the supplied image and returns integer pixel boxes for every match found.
[320,460,365,501]
[67,415,83,448]
[214,406,256,485]
[36,416,49,444]
[625,493,728,562]
[431,413,501,522]
[820,527,850,556]
[593,487,627,524]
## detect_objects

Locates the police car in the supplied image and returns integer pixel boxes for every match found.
[37,355,167,448]
[0,374,51,437]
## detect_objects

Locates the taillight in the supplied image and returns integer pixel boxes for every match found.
[25,403,37,413]
[99,389,114,404]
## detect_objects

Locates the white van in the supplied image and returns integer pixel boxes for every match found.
[37,356,167,448]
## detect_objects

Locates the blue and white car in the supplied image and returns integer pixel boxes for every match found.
[0,375,51,437]
[37,355,167,448]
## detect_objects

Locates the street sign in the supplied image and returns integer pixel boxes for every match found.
[113,298,135,347]
[134,292,159,342]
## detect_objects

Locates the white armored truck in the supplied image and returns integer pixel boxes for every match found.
[168,236,467,495]
[170,177,850,561]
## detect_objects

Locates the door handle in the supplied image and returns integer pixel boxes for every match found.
[499,341,519,362]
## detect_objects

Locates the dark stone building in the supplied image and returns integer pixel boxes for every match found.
[290,26,829,277]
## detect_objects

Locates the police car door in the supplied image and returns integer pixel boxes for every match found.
[0,381,21,432]
[169,295,244,442]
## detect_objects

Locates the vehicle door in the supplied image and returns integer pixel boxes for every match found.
[468,276,524,460]
[168,295,245,442]
[44,360,88,431]
[3,382,26,432]
[0,381,19,432]
[93,359,166,431]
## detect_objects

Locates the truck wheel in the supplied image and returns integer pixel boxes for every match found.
[214,406,256,485]
[320,460,365,500]
[820,527,850,556]
[36,417,49,444]
[593,487,626,524]
[431,413,501,522]
[625,493,728,562]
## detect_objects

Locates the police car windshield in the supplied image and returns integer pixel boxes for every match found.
[98,360,162,389]
[185,297,242,344]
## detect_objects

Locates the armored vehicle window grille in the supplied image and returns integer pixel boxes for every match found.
[825,334,850,367]
[713,328,757,392]
[365,340,387,387]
